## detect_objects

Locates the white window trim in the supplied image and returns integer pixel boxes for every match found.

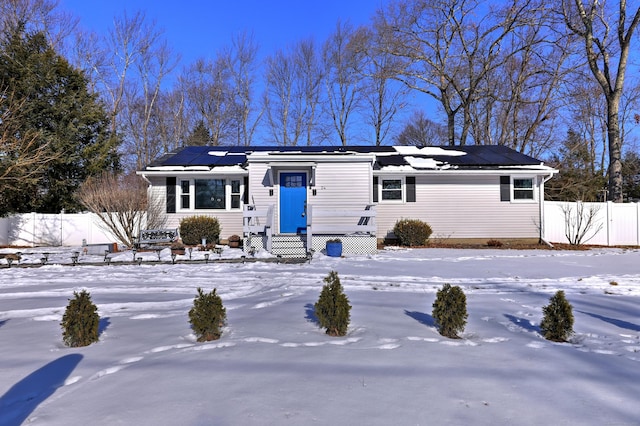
[511,176,537,203]
[177,177,244,212]
[378,176,405,203]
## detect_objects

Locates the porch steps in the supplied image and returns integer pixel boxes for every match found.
[270,234,308,258]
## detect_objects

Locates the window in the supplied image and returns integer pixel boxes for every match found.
[175,178,244,211]
[500,176,536,202]
[513,178,534,200]
[180,180,190,209]
[283,174,304,188]
[231,179,241,209]
[373,176,416,203]
[381,178,403,201]
[195,179,226,209]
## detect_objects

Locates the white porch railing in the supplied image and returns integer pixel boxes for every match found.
[243,205,274,251]
[242,204,376,254]
[305,204,376,250]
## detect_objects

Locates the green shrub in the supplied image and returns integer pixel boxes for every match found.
[393,219,432,246]
[179,216,220,246]
[540,290,574,342]
[61,290,100,347]
[432,284,468,338]
[189,288,226,342]
[314,271,351,336]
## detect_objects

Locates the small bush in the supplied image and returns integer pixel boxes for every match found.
[432,284,468,338]
[180,216,220,246]
[487,239,503,247]
[540,290,574,342]
[393,219,432,246]
[314,271,351,336]
[61,290,100,347]
[189,287,226,342]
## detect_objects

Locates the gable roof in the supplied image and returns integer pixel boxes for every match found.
[142,145,552,173]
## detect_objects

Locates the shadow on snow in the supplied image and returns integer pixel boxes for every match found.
[304,303,318,324]
[504,314,541,333]
[99,317,111,337]
[577,310,640,332]
[404,310,435,328]
[0,353,83,426]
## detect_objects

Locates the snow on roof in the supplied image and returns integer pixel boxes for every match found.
[404,156,441,169]
[394,146,467,156]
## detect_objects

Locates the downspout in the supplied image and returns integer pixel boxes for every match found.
[539,173,555,248]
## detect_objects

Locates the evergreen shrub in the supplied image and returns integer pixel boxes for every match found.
[179,216,220,246]
[314,271,351,336]
[540,290,574,342]
[432,283,468,338]
[393,219,432,246]
[189,288,226,342]
[61,290,100,347]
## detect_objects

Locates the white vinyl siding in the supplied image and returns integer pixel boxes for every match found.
[247,160,372,234]
[376,174,541,240]
[148,175,245,239]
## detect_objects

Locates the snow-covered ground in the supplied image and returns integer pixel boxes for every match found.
[1,246,639,425]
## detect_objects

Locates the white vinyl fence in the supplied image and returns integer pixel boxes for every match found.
[2,202,639,247]
[0,212,127,247]
[544,201,640,246]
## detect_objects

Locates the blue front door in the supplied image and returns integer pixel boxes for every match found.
[280,172,307,233]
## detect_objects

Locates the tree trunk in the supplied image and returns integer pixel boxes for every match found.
[607,98,624,202]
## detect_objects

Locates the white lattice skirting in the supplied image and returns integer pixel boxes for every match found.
[244,235,377,256]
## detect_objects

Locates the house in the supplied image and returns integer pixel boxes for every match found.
[137,145,557,256]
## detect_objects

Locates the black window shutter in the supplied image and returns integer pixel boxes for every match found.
[373,176,378,202]
[406,176,416,202]
[500,176,510,202]
[243,176,249,205]
[166,177,176,213]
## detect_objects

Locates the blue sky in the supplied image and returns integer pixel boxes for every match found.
[60,0,384,67]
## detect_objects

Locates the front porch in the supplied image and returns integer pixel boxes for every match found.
[243,204,377,257]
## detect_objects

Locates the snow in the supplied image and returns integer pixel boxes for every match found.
[1,247,639,425]
[394,146,467,157]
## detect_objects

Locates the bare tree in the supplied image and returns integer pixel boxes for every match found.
[565,75,609,176]
[375,0,537,146]
[322,20,364,145]
[221,32,263,146]
[561,0,640,202]
[76,172,162,247]
[122,37,179,170]
[469,12,572,157]
[0,92,59,204]
[393,110,448,146]
[352,25,408,146]
[182,56,235,146]
[561,201,603,245]
[263,39,324,146]
[0,0,77,50]
[153,86,188,153]
[74,11,177,169]
[295,38,325,146]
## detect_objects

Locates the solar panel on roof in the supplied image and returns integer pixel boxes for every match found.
[146,144,542,170]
